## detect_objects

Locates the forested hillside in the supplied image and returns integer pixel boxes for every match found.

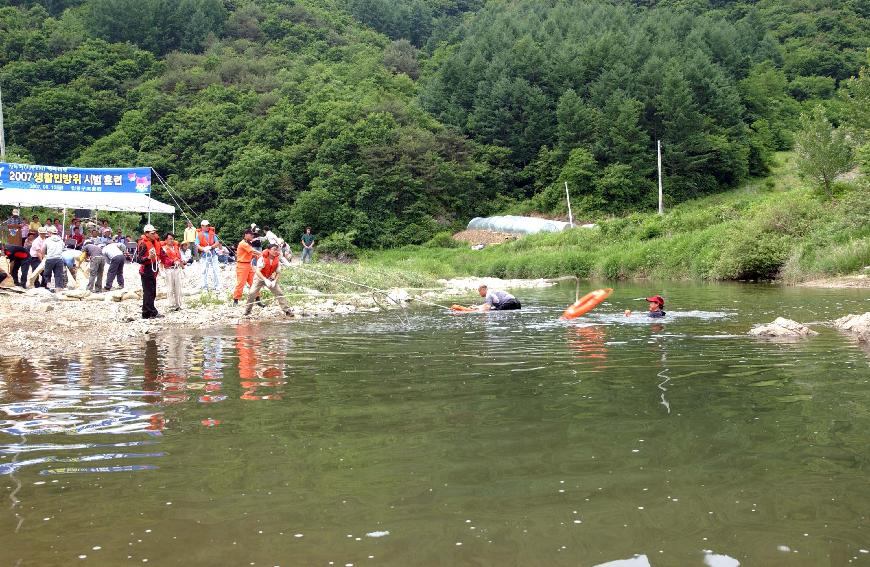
[1,0,868,247]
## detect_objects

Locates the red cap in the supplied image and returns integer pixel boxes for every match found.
[646,295,664,306]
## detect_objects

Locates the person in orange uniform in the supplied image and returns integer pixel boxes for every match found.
[244,243,292,316]
[137,224,164,319]
[233,229,262,306]
[161,232,184,311]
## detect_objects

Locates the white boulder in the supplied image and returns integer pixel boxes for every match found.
[834,312,870,340]
[748,317,818,338]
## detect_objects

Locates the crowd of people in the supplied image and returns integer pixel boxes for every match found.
[2,210,318,320]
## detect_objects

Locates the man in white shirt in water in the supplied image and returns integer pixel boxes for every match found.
[477,285,521,311]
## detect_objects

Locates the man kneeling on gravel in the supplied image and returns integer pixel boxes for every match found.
[244,242,292,317]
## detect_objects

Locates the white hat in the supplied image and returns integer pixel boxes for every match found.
[47,226,58,234]
[201,220,209,226]
[143,224,157,233]
[37,226,48,234]
[12,208,19,215]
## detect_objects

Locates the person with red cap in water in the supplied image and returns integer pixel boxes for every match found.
[646,295,666,318]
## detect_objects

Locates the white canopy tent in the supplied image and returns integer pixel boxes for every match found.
[0,188,174,213]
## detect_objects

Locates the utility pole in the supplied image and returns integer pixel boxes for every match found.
[0,81,6,162]
[564,181,574,227]
[657,139,664,215]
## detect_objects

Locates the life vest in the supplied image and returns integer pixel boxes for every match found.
[260,254,280,279]
[197,228,217,247]
[138,235,163,274]
[161,241,181,267]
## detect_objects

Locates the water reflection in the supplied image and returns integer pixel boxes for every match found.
[1,282,870,566]
[0,329,299,479]
[566,324,608,366]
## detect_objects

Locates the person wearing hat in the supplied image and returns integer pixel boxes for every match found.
[42,225,66,291]
[137,224,164,319]
[98,227,113,246]
[646,295,666,318]
[233,229,262,306]
[25,226,48,288]
[244,242,292,317]
[196,220,221,293]
[5,208,24,247]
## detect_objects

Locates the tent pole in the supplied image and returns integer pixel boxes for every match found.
[172,214,175,235]
[62,208,67,239]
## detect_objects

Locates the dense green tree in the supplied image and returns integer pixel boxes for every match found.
[795,106,854,196]
[1,0,867,247]
[7,86,104,163]
[86,0,226,55]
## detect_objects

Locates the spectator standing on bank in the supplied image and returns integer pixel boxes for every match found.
[82,240,105,292]
[182,220,198,262]
[98,228,113,245]
[180,243,193,265]
[70,227,84,248]
[103,240,127,291]
[161,233,184,312]
[43,226,66,291]
[5,208,24,246]
[301,227,315,263]
[137,224,163,319]
[196,220,221,293]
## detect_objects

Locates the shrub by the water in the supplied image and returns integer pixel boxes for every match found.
[317,231,360,260]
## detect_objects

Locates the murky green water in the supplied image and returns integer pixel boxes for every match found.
[2,282,870,566]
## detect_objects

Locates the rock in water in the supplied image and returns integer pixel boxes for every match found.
[386,288,410,305]
[834,313,870,340]
[748,317,818,338]
[593,556,652,567]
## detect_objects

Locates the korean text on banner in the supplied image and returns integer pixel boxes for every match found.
[0,162,151,194]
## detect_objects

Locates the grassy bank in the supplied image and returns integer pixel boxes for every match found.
[361,153,870,283]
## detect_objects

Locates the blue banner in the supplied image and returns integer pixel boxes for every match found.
[0,162,151,194]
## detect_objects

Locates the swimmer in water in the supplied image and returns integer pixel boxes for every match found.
[646,295,666,318]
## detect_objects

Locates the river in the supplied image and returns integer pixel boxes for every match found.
[2,282,869,566]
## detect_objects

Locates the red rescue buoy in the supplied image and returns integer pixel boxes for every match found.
[562,288,613,320]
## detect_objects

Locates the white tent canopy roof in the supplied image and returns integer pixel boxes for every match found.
[0,189,174,213]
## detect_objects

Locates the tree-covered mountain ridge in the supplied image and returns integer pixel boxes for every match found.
[1,0,868,247]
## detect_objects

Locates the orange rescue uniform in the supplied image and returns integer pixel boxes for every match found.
[233,240,259,300]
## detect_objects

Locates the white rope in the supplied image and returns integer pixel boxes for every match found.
[292,264,454,310]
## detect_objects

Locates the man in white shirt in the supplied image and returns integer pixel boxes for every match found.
[244,243,292,317]
[103,240,127,291]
